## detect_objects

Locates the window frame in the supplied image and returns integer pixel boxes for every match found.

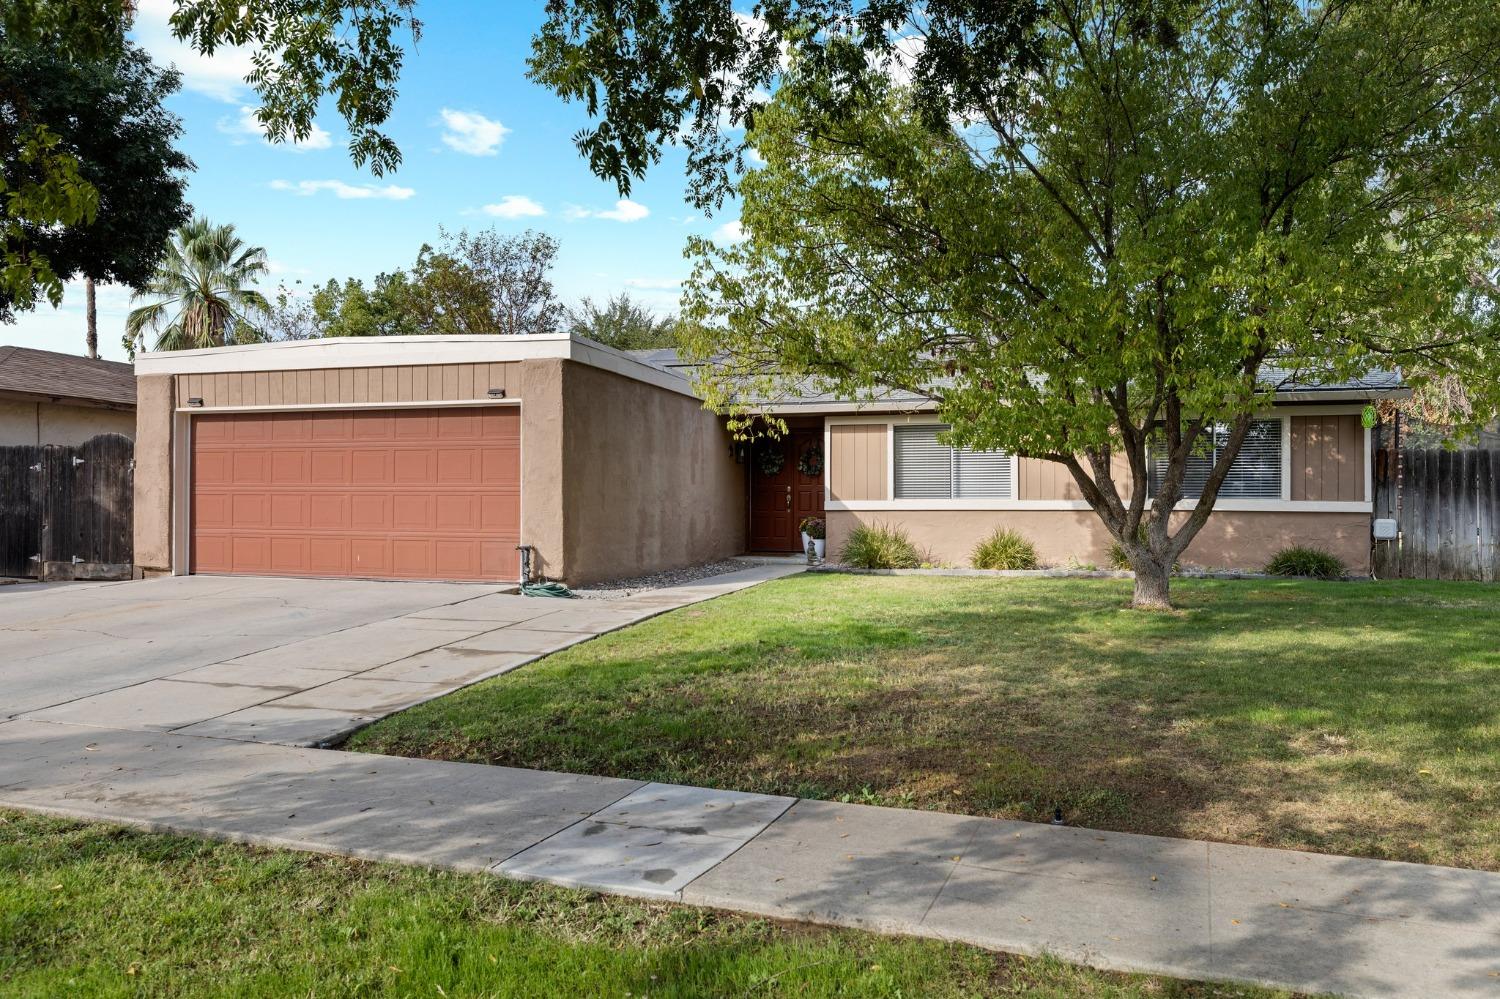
[892,423,1016,501]
[1146,416,1290,503]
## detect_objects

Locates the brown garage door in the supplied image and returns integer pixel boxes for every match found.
[190,407,520,581]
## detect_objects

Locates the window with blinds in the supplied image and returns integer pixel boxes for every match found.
[1148,419,1282,500]
[893,425,1012,499]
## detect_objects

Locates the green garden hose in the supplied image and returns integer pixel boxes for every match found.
[520,580,575,598]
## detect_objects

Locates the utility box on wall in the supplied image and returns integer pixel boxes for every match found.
[1372,518,1398,541]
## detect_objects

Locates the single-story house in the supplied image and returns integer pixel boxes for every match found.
[0,346,136,445]
[131,334,1399,583]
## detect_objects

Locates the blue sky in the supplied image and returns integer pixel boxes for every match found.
[11,0,744,362]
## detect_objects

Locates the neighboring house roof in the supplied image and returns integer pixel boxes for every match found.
[625,349,1406,412]
[0,346,136,408]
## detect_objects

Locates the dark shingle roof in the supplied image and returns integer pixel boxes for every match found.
[624,349,1404,407]
[0,346,135,407]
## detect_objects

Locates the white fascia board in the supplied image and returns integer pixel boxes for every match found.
[135,334,574,375]
[134,333,701,400]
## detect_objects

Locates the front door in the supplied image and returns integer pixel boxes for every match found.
[748,429,825,552]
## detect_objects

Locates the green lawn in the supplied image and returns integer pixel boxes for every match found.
[0,811,1294,998]
[352,575,1500,871]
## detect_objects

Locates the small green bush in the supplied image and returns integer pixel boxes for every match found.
[1265,545,1346,579]
[840,522,922,569]
[971,528,1040,570]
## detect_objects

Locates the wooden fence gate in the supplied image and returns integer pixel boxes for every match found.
[0,433,134,581]
[1373,446,1500,581]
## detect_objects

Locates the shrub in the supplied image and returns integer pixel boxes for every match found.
[971,528,1040,570]
[840,522,921,569]
[798,516,826,540]
[1265,545,1346,579]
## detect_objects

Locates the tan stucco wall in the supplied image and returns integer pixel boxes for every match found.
[0,399,134,446]
[519,358,567,582]
[549,359,745,585]
[132,375,175,574]
[828,509,1371,574]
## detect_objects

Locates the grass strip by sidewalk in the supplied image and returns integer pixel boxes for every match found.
[0,810,1299,998]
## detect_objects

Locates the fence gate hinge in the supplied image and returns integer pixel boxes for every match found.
[72,456,85,467]
[71,555,84,565]
[29,463,40,472]
[28,553,40,561]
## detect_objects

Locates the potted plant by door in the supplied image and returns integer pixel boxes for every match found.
[800,516,826,562]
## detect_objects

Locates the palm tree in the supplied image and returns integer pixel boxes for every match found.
[124,217,271,356]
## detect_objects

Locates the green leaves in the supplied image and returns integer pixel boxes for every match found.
[168,0,420,176]
[674,1,1500,604]
[0,125,99,313]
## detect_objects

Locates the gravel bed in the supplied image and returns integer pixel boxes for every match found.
[572,558,754,599]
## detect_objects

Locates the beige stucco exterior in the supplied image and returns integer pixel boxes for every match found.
[129,336,1379,583]
[551,359,745,585]
[823,407,1374,573]
[0,398,135,446]
[132,375,175,574]
[827,508,1372,574]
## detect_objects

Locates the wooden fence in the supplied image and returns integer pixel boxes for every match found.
[0,434,134,580]
[1373,447,1500,581]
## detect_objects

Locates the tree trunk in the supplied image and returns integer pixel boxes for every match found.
[1131,552,1173,610]
[85,277,98,359]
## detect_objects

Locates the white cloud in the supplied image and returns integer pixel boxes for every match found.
[270,179,415,200]
[564,199,650,223]
[218,106,333,150]
[438,109,510,156]
[130,0,257,102]
[480,195,546,219]
[713,219,748,244]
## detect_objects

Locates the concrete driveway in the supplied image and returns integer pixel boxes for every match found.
[0,567,799,745]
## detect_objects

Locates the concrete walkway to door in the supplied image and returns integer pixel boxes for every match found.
[3,565,1498,999]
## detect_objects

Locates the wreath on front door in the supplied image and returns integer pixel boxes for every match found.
[797,444,823,478]
[756,443,785,477]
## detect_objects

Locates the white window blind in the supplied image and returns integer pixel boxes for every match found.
[894,425,1012,499]
[1149,419,1282,500]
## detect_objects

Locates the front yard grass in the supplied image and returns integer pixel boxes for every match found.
[351,575,1500,871]
[0,810,1292,998]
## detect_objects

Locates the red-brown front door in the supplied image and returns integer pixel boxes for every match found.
[748,429,825,552]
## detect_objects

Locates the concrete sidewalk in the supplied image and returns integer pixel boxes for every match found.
[2,718,1495,998]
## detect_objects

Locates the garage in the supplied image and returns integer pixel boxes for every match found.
[190,406,520,581]
[133,335,746,584]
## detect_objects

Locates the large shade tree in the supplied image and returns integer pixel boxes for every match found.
[0,40,193,347]
[124,218,270,356]
[2,0,418,314]
[534,0,1500,608]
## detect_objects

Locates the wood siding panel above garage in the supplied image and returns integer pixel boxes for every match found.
[1291,414,1365,501]
[828,424,888,501]
[174,363,520,409]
